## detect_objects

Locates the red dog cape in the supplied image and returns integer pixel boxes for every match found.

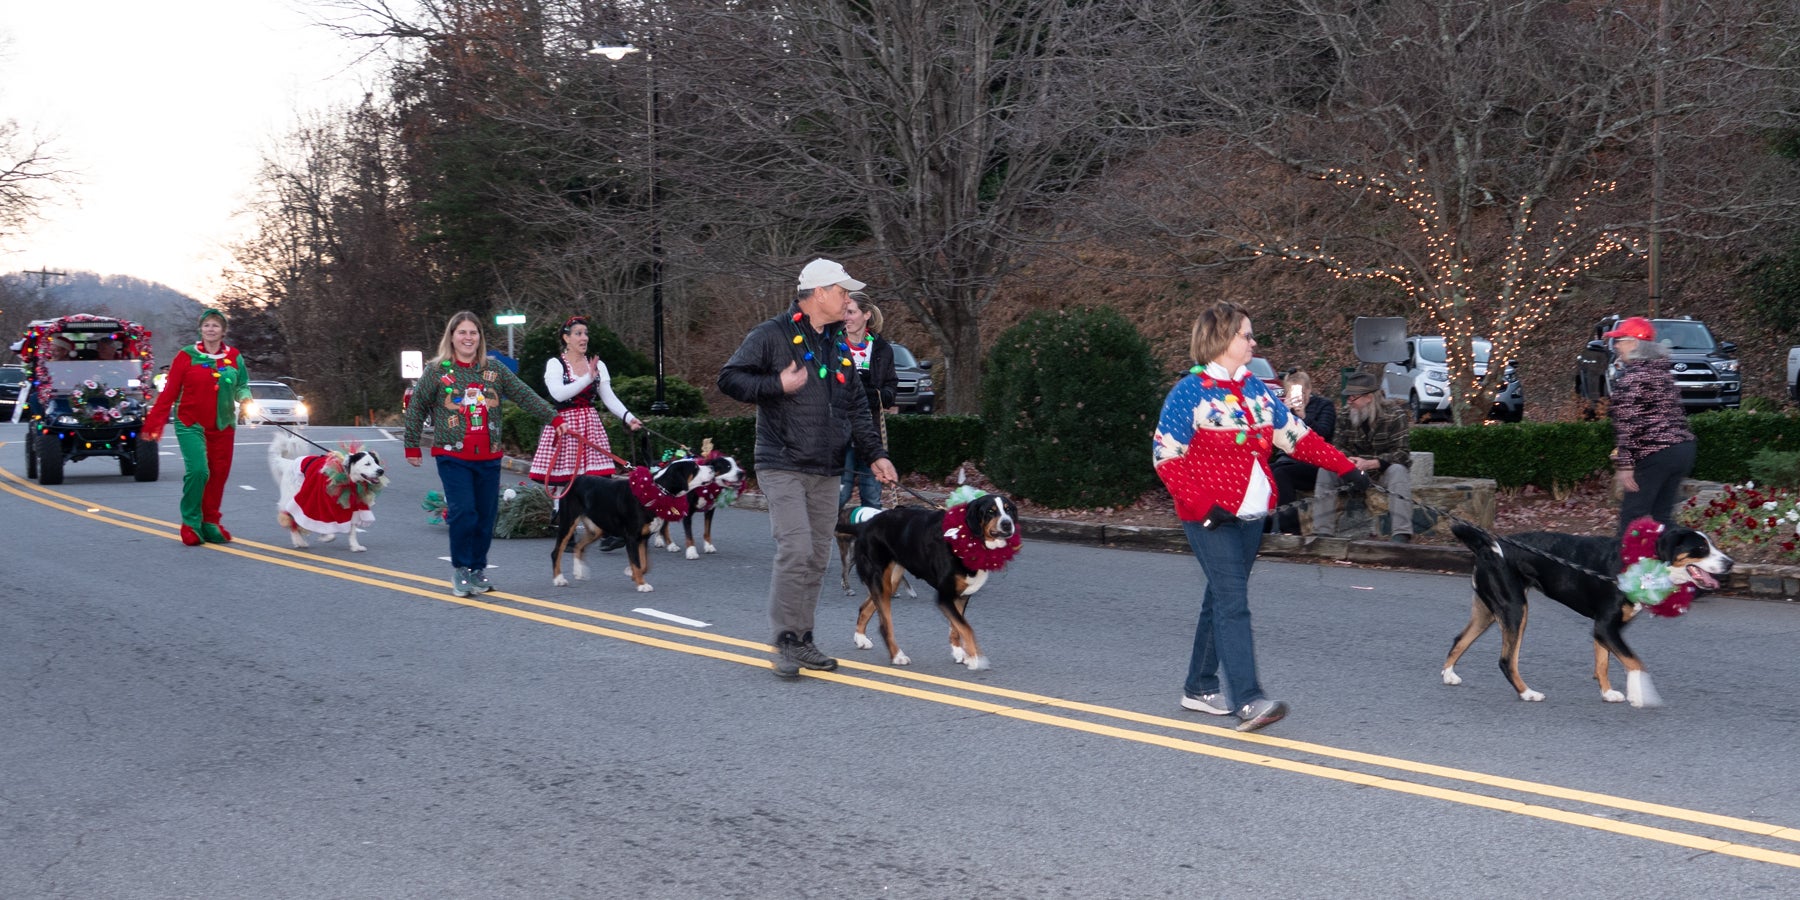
[1619,517,1695,618]
[281,454,376,534]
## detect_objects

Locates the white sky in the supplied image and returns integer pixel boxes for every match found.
[2,1,377,299]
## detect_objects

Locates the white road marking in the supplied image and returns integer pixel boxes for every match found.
[632,608,711,628]
[240,485,257,491]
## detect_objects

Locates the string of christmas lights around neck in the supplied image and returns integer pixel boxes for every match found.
[790,311,854,383]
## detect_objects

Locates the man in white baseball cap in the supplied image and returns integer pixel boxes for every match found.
[795,258,866,292]
[719,256,895,678]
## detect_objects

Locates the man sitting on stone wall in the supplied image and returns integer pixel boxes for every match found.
[1312,372,1413,543]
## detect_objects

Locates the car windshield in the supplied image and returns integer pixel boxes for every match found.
[1418,337,1491,365]
[42,360,142,395]
[1247,357,1276,380]
[250,383,299,400]
[0,367,24,385]
[1653,321,1716,351]
[891,344,920,368]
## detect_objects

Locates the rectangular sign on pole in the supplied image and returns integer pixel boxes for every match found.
[401,350,424,379]
[494,313,527,326]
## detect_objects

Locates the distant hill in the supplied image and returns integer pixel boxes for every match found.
[2,271,205,367]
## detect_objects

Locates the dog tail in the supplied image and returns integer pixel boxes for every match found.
[1450,521,1504,563]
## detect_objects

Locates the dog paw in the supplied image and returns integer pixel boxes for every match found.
[1441,668,1462,686]
[553,575,569,587]
[703,542,717,554]
[665,542,681,553]
[963,655,990,671]
[1602,689,1625,703]
[852,632,874,650]
[349,543,366,552]
[950,646,968,664]
[892,651,911,666]
[651,535,665,548]
[319,534,336,543]
[684,547,699,560]
[635,583,654,593]
[1518,689,1545,702]
[572,560,589,581]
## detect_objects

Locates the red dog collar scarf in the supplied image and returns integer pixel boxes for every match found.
[1620,517,1695,618]
[942,504,1022,572]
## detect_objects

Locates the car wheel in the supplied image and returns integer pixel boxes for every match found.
[119,450,137,476]
[1408,394,1428,424]
[25,429,37,479]
[37,431,64,485]
[134,436,160,482]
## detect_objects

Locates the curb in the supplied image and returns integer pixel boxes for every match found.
[727,489,1798,603]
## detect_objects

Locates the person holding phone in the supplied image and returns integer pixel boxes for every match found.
[1268,371,1336,535]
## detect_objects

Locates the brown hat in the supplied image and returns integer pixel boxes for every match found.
[1342,372,1381,397]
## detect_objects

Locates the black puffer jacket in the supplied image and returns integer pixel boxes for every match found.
[858,334,898,416]
[718,306,888,475]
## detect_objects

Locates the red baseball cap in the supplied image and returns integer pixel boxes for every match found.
[1602,316,1656,341]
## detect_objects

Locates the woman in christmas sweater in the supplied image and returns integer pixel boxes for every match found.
[143,308,254,546]
[405,311,566,598]
[1152,301,1368,733]
[528,315,642,486]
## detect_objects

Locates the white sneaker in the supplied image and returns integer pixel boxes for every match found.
[1180,691,1232,716]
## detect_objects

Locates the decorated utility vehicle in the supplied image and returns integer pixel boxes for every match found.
[17,314,160,485]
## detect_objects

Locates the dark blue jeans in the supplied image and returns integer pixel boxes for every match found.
[839,445,882,509]
[436,455,501,571]
[1182,517,1267,711]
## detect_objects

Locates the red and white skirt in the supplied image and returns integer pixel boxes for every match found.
[528,407,617,484]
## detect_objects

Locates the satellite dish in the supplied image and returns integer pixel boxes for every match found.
[1354,317,1408,364]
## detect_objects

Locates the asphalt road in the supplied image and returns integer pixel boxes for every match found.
[4,423,1800,898]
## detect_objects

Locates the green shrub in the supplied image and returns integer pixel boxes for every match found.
[981,307,1162,507]
[1688,409,1800,482]
[1746,449,1800,489]
[886,414,985,479]
[500,403,551,457]
[1743,395,1782,415]
[1411,421,1614,490]
[612,375,707,418]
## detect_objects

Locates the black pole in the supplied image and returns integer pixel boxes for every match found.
[647,41,668,414]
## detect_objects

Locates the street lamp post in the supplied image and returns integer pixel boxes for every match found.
[590,35,669,414]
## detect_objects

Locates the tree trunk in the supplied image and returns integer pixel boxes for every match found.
[939,306,984,416]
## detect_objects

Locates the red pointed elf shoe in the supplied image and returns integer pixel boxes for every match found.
[180,525,203,546]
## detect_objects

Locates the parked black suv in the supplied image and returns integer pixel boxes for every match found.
[891,342,935,414]
[1575,315,1740,412]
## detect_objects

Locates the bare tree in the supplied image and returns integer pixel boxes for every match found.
[0,120,72,249]
[1128,0,1800,422]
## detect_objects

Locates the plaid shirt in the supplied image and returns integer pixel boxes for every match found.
[1333,398,1411,470]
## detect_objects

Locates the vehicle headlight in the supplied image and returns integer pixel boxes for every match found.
[55,415,79,426]
[294,402,308,417]
[1423,384,1446,398]
[1426,369,1449,383]
[1715,360,1739,374]
[916,377,932,391]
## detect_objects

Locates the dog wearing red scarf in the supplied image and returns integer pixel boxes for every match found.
[1446,519,1732,707]
[839,493,1020,670]
[652,453,746,559]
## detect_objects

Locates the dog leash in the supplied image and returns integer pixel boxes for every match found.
[262,419,337,456]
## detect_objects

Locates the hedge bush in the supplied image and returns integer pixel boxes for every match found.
[1413,409,1800,490]
[981,307,1162,508]
[885,414,985,480]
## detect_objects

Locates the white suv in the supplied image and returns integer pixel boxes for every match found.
[1381,336,1523,423]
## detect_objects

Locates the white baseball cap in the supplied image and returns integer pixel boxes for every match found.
[796,258,866,292]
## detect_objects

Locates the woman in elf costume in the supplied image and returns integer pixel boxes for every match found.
[405,311,567,598]
[143,308,254,546]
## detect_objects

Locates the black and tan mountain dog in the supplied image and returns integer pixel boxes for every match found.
[836,494,1021,670]
[550,458,717,593]
[1446,521,1733,707]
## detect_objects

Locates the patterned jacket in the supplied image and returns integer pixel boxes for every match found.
[1153,364,1357,522]
[1333,398,1411,471]
[403,357,560,461]
[1611,358,1694,469]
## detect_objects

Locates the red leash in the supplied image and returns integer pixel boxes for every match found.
[540,430,634,501]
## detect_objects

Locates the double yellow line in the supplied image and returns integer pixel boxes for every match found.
[6,464,1800,869]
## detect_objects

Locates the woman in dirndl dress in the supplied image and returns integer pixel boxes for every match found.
[529,316,642,485]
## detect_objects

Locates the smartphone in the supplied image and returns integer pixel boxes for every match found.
[1287,385,1303,404]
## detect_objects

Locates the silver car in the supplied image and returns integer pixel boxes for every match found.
[241,380,310,425]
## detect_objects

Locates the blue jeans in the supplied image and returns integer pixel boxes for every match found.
[839,445,882,509]
[436,456,501,571]
[1182,518,1267,711]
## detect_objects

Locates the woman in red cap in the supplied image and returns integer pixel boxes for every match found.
[1604,316,1696,534]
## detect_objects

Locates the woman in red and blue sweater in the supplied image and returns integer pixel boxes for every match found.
[1152,301,1367,733]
